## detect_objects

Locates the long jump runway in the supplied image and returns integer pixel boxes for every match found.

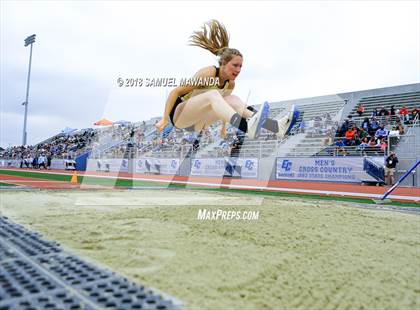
[0,173,107,190]
[0,168,418,204]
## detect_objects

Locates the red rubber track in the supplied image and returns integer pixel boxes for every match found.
[1,168,418,203]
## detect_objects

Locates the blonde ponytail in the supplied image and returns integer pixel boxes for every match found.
[189,20,242,65]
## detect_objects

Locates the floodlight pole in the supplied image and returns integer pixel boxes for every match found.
[22,34,36,146]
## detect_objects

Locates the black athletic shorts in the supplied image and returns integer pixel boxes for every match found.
[169,97,195,132]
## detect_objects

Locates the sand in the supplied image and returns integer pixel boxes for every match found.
[0,189,419,310]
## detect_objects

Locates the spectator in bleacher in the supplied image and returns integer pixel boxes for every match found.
[379,106,389,117]
[338,119,351,137]
[361,117,371,133]
[356,127,369,145]
[357,137,370,156]
[388,126,400,138]
[356,104,365,116]
[379,138,387,153]
[218,140,231,156]
[298,119,305,133]
[409,108,418,124]
[390,105,396,116]
[371,108,379,118]
[17,153,24,168]
[324,112,332,122]
[368,136,378,148]
[313,115,323,134]
[322,129,334,146]
[23,155,32,168]
[38,153,47,169]
[32,155,38,169]
[46,152,52,169]
[398,123,405,135]
[384,152,398,186]
[411,106,419,118]
[344,126,357,146]
[375,124,389,141]
[370,118,380,136]
[334,139,347,156]
[347,115,356,126]
[394,115,402,126]
[398,106,409,123]
[388,126,400,147]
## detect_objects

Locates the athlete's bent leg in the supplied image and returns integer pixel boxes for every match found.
[174,90,252,133]
[173,90,236,130]
[224,95,254,118]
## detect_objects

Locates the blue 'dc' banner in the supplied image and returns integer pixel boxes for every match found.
[136,158,179,175]
[190,158,258,178]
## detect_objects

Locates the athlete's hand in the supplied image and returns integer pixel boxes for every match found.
[155,118,169,132]
[220,123,227,139]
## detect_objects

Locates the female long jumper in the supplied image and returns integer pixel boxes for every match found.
[155,20,297,141]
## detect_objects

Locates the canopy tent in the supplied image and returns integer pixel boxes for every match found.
[61,127,78,135]
[93,118,113,126]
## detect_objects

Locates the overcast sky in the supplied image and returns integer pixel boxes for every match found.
[1,0,419,148]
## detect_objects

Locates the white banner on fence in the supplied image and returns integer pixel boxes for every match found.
[0,160,20,168]
[87,158,129,173]
[51,159,66,170]
[237,158,258,178]
[135,158,179,175]
[190,158,258,178]
[191,158,226,177]
[276,157,381,183]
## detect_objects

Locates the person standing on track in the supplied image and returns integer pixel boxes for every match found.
[384,151,399,185]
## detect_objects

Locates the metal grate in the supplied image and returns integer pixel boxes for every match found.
[80,278,174,309]
[0,216,180,309]
[0,217,61,257]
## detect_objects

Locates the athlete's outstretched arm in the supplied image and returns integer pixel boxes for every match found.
[155,89,181,132]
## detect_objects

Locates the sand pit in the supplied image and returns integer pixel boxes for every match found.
[0,189,419,309]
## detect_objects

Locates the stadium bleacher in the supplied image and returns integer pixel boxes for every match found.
[316,91,420,157]
[2,84,419,169]
[349,91,420,119]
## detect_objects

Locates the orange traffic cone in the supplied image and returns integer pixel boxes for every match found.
[70,170,78,184]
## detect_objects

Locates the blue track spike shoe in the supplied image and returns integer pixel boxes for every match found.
[277,104,300,139]
[247,102,270,139]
